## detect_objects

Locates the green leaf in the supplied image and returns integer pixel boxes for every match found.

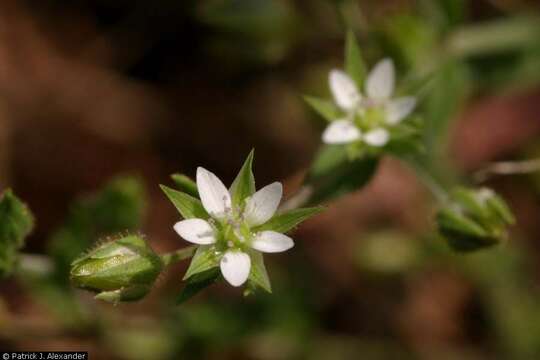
[345,29,366,87]
[253,207,323,234]
[177,267,221,304]
[171,174,199,198]
[160,185,209,220]
[305,145,379,204]
[304,96,341,122]
[183,245,219,280]
[0,190,34,277]
[248,251,271,293]
[229,150,256,207]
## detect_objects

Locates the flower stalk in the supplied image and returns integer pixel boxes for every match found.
[160,246,197,267]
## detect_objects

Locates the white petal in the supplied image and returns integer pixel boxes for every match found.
[364,128,389,147]
[322,120,361,144]
[252,231,294,253]
[366,58,395,99]
[174,219,216,245]
[386,97,416,125]
[329,69,361,110]
[196,167,231,219]
[244,182,282,227]
[220,251,251,287]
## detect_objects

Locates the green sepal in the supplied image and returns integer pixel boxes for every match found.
[183,245,220,280]
[453,187,492,220]
[229,150,256,208]
[248,250,271,293]
[171,174,199,198]
[436,208,488,238]
[0,190,34,278]
[253,207,323,234]
[486,193,516,225]
[306,145,379,204]
[94,285,152,303]
[303,96,341,122]
[345,29,366,88]
[160,185,209,220]
[176,267,221,304]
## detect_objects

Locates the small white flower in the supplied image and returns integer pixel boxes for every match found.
[323,58,416,147]
[174,167,293,287]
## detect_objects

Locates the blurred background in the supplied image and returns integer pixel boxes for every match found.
[1,0,540,358]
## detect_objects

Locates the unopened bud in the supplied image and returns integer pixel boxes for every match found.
[70,234,163,303]
[436,187,515,252]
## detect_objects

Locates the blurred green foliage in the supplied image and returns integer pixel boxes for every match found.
[0,190,34,278]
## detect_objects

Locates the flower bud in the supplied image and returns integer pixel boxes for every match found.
[436,187,515,252]
[70,234,163,303]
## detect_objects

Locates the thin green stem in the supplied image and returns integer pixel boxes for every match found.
[398,156,450,204]
[161,246,197,267]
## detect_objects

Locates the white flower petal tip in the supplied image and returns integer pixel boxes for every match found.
[366,58,395,100]
[329,69,361,110]
[364,128,390,147]
[322,120,361,144]
[386,97,417,125]
[220,251,251,287]
[174,219,216,245]
[252,231,294,253]
[196,167,231,219]
[244,182,283,227]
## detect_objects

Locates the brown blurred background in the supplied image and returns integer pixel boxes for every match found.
[1,0,540,359]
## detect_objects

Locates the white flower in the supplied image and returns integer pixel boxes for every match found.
[322,58,416,147]
[173,167,293,287]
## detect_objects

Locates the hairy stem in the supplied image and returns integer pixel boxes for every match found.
[161,246,197,267]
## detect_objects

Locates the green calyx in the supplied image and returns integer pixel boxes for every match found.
[436,187,516,252]
[70,234,163,303]
[210,207,256,254]
[355,106,386,132]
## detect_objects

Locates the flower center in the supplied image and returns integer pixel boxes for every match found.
[355,106,386,131]
[214,206,255,251]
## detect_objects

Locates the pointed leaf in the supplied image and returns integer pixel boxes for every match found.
[160,185,209,220]
[177,267,221,304]
[345,30,366,87]
[248,251,271,293]
[171,174,199,198]
[183,245,219,280]
[304,96,341,122]
[253,207,323,234]
[229,150,256,207]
